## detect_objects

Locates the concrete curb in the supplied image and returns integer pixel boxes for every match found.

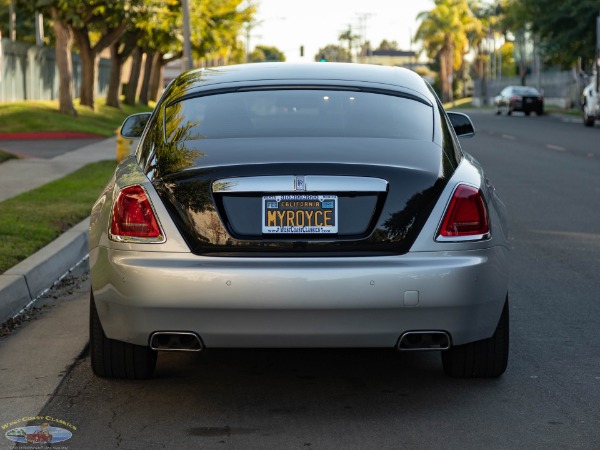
[0,218,89,324]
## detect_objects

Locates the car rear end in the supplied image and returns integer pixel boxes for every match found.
[89,64,510,378]
[512,87,544,115]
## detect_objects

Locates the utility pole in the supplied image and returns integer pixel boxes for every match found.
[355,13,372,64]
[9,0,16,41]
[181,0,193,71]
[245,22,253,63]
[35,11,44,46]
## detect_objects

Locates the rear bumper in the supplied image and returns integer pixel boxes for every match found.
[512,100,543,112]
[90,246,509,348]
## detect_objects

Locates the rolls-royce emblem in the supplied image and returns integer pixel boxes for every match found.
[294,176,306,191]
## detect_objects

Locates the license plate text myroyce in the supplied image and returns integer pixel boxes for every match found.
[267,209,333,227]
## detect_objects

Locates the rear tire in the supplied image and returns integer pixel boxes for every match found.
[582,103,595,127]
[90,292,157,379]
[442,297,509,378]
[524,111,531,116]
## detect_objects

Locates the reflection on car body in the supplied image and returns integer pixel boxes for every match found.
[89,62,510,380]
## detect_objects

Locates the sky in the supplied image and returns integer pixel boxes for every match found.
[251,0,435,62]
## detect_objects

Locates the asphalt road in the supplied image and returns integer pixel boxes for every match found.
[28,110,600,449]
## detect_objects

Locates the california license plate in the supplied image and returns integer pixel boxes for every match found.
[262,195,338,234]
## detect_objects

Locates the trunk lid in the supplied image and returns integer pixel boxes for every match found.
[152,137,453,256]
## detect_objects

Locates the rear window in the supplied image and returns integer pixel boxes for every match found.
[513,87,540,96]
[165,90,432,142]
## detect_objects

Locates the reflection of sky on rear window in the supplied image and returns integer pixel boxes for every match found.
[514,87,540,95]
[165,90,432,141]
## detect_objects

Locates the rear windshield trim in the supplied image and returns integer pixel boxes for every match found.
[166,85,432,109]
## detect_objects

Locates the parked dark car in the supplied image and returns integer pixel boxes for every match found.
[89,63,510,380]
[494,85,544,116]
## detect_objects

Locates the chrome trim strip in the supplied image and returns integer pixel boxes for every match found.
[212,176,388,193]
[435,232,491,243]
[109,233,166,244]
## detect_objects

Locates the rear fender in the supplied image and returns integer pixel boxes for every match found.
[409,157,510,252]
[89,155,190,254]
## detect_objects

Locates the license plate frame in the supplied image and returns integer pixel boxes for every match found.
[262,194,338,234]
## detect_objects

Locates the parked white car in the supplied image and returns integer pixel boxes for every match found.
[581,76,599,127]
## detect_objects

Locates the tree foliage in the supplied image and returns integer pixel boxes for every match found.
[375,39,400,51]
[338,26,360,58]
[315,44,351,62]
[193,0,253,64]
[415,0,481,101]
[249,45,285,62]
[0,0,41,44]
[501,0,598,69]
[7,0,255,113]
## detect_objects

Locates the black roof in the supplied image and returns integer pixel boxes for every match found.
[165,62,435,105]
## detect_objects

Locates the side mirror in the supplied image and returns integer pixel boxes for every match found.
[120,112,152,138]
[447,111,475,138]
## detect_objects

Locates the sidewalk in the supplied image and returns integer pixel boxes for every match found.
[0,137,118,432]
[0,136,116,202]
[0,136,118,322]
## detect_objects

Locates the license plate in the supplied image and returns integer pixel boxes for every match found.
[525,98,532,103]
[262,195,338,234]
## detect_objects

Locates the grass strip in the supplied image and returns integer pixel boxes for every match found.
[0,160,116,274]
[443,97,474,109]
[0,99,153,137]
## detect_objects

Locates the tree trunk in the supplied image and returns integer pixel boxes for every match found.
[51,7,76,116]
[71,22,127,109]
[124,46,142,105]
[447,42,454,104]
[439,48,449,103]
[481,49,488,106]
[148,52,163,102]
[139,50,154,106]
[73,29,97,109]
[106,42,123,108]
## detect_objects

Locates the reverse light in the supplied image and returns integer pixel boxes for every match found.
[437,185,489,240]
[110,185,164,242]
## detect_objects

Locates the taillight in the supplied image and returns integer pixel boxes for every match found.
[110,185,163,241]
[437,185,489,240]
[510,95,522,102]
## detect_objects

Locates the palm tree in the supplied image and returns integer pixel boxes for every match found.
[339,26,361,62]
[415,0,480,102]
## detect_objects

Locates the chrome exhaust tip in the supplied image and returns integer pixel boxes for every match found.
[397,331,451,351]
[149,332,203,352]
